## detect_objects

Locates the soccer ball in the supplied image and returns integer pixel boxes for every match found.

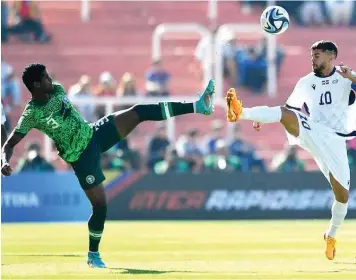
[260,6,290,35]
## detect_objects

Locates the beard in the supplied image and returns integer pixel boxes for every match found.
[312,63,326,75]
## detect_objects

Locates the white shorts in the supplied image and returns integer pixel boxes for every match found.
[286,110,350,190]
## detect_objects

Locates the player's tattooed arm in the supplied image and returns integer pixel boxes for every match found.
[1,132,25,176]
[336,62,356,84]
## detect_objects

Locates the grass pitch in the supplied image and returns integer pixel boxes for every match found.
[2,220,356,279]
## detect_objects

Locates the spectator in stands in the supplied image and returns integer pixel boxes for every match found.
[1,59,21,130]
[176,128,204,173]
[116,72,138,110]
[147,124,170,170]
[94,71,117,118]
[204,119,225,155]
[240,0,252,15]
[222,31,253,89]
[116,138,141,170]
[16,141,55,172]
[325,0,354,26]
[145,59,170,96]
[1,1,10,43]
[8,0,51,43]
[106,149,133,172]
[105,137,141,171]
[204,139,241,172]
[276,1,304,25]
[194,24,220,79]
[222,31,240,88]
[117,72,138,97]
[94,71,116,97]
[270,144,305,172]
[68,75,95,122]
[255,38,285,75]
[228,124,265,172]
[242,46,267,95]
[154,148,190,175]
[298,1,325,26]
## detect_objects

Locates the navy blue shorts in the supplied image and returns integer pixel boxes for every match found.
[71,115,121,189]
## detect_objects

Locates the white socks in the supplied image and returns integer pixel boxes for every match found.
[327,200,348,238]
[241,106,282,123]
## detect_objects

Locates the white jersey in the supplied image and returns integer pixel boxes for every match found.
[286,66,356,135]
[1,102,6,125]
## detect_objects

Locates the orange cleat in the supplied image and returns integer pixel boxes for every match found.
[324,233,336,260]
[225,88,243,122]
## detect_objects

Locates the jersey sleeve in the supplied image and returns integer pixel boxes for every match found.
[286,79,306,110]
[351,71,356,88]
[14,106,35,136]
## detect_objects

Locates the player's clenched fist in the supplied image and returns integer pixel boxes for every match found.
[1,163,12,176]
[336,62,355,82]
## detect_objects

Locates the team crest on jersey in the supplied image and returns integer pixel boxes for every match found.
[322,80,329,85]
[332,79,338,84]
[62,96,70,105]
[86,175,95,184]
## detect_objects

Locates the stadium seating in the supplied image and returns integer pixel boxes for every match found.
[2,1,355,170]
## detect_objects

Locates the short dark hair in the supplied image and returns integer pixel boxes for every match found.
[311,40,338,58]
[22,63,46,92]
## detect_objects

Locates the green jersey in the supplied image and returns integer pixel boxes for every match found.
[15,83,93,163]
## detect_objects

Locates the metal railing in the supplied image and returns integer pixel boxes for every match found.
[152,23,213,90]
[81,0,90,22]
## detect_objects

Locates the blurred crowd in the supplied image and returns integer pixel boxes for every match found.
[3,52,355,174]
[2,0,356,175]
[242,1,356,27]
[1,0,51,43]
[13,119,356,175]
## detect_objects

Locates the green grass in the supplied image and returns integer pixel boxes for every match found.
[2,220,356,279]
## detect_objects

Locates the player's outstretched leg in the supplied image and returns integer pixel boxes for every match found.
[112,79,215,139]
[225,88,350,261]
[85,184,107,268]
[324,173,349,260]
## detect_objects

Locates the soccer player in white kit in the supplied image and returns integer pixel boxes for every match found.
[225,41,356,260]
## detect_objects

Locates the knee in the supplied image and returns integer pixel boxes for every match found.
[335,190,349,204]
[280,107,299,137]
[330,173,349,203]
[280,106,289,115]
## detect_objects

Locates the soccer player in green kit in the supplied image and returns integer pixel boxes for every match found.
[1,64,215,268]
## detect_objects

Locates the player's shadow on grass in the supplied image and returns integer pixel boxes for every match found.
[110,268,200,275]
[8,254,82,258]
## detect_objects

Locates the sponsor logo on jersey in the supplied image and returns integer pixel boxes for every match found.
[322,80,329,85]
[312,84,316,90]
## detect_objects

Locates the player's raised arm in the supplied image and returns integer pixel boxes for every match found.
[336,63,356,84]
[1,132,25,176]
